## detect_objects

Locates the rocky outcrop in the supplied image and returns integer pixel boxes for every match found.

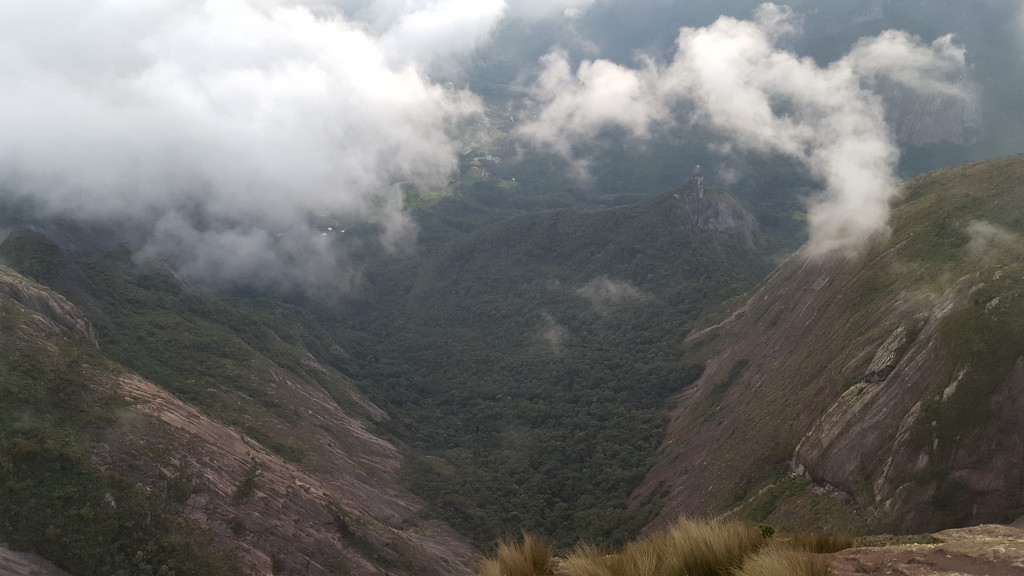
[674,188,760,244]
[831,525,1024,576]
[0,265,97,345]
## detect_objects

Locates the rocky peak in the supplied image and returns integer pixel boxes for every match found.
[0,265,97,345]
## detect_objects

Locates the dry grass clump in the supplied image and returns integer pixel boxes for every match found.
[477,520,842,576]
[557,518,765,576]
[785,533,854,554]
[732,546,831,576]
[479,532,554,576]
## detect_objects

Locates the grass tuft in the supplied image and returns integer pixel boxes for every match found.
[732,546,831,576]
[785,533,854,554]
[546,518,765,576]
[480,532,554,576]
[477,519,843,576]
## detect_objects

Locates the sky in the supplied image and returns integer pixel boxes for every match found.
[0,0,989,294]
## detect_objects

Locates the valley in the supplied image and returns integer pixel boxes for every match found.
[2,1,1024,574]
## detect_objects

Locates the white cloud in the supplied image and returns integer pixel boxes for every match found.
[517,3,974,255]
[517,50,667,158]
[506,0,599,20]
[379,0,507,67]
[537,312,569,355]
[965,220,1021,260]
[0,0,482,296]
[576,276,643,313]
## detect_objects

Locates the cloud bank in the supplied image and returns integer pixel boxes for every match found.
[0,0,486,296]
[0,0,618,295]
[518,3,974,255]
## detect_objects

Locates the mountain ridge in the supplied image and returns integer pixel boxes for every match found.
[637,154,1024,535]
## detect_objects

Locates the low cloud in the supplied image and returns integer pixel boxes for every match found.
[316,0,605,70]
[965,220,1022,261]
[378,0,508,68]
[517,3,974,255]
[537,313,569,355]
[576,276,643,312]
[0,0,483,297]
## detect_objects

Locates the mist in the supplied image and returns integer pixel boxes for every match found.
[0,0,489,297]
[517,3,974,255]
[576,276,644,313]
[0,0,995,297]
[966,220,1023,263]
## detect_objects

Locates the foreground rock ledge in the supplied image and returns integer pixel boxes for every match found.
[831,525,1024,576]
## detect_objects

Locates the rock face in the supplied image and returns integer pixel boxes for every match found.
[637,155,1024,535]
[0,265,478,575]
[681,191,760,238]
[0,544,72,576]
[0,265,97,345]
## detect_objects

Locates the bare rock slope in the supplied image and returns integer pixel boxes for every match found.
[638,155,1024,534]
[0,264,477,575]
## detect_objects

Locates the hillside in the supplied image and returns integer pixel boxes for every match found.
[637,154,1024,534]
[0,238,478,576]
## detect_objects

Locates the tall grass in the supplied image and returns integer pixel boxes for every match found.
[479,532,554,576]
[785,533,854,554]
[556,518,765,576]
[478,520,842,576]
[733,547,831,576]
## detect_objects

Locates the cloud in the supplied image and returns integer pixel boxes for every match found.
[378,0,508,68]
[308,0,605,72]
[506,0,600,20]
[517,50,668,158]
[0,0,482,296]
[965,220,1022,262]
[1019,2,1024,49]
[517,3,973,255]
[576,276,643,313]
[537,313,569,355]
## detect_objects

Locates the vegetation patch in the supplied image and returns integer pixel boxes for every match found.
[854,534,941,547]
[231,464,261,505]
[741,475,812,523]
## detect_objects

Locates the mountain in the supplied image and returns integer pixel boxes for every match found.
[637,154,1024,535]
[0,234,477,576]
